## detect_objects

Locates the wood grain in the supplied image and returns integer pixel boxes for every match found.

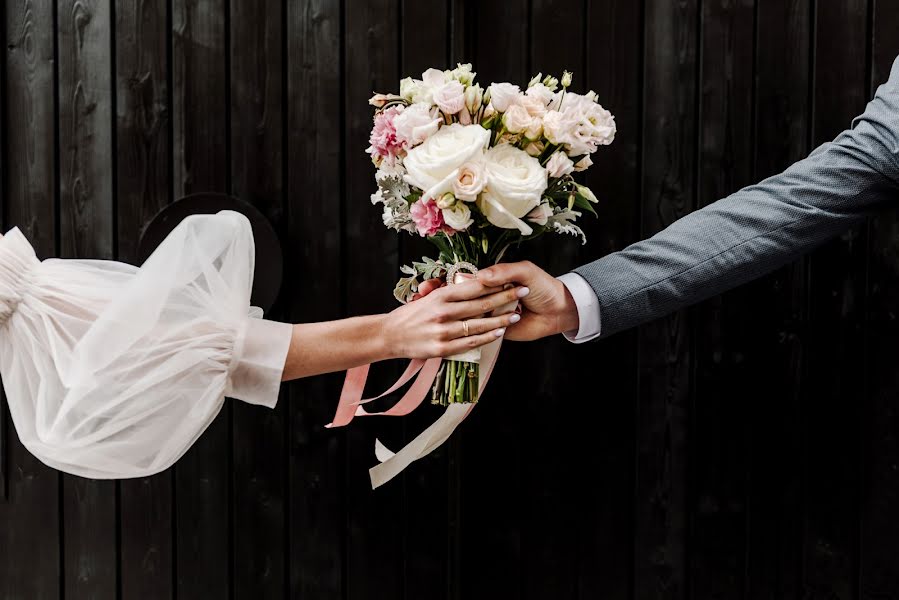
[57,0,116,597]
[171,1,230,598]
[0,3,61,598]
[230,0,285,596]
[285,0,345,597]
[634,1,698,598]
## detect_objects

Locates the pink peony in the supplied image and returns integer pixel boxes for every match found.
[410,198,452,237]
[366,106,405,165]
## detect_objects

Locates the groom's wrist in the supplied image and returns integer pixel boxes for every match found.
[557,283,580,335]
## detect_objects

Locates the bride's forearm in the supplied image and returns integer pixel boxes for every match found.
[280,314,393,381]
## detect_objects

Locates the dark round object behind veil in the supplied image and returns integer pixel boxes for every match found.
[137,193,283,313]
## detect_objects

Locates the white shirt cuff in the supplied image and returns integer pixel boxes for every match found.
[557,273,602,343]
[227,318,292,408]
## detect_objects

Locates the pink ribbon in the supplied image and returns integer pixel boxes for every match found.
[327,299,516,489]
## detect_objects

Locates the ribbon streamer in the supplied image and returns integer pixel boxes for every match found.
[327,287,516,489]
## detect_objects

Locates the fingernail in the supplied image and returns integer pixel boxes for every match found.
[509,313,521,324]
[494,328,506,337]
[516,287,530,298]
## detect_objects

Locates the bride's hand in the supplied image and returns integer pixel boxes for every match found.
[382,279,528,359]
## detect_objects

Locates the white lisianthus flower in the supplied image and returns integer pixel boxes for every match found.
[542,110,579,146]
[394,103,441,147]
[515,94,549,118]
[573,155,593,171]
[528,72,543,88]
[442,202,474,231]
[561,70,573,88]
[487,82,521,112]
[526,203,554,226]
[524,141,544,157]
[433,80,466,115]
[543,94,616,155]
[525,83,555,105]
[477,144,548,234]
[464,84,483,114]
[403,123,491,197]
[502,104,533,134]
[450,63,475,86]
[577,184,598,203]
[545,152,575,177]
[452,161,487,201]
[542,74,559,91]
[399,77,434,104]
[421,68,448,88]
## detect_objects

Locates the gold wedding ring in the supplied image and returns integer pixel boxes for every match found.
[462,320,470,337]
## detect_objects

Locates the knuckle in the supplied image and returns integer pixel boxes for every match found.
[479,300,492,313]
[466,336,479,348]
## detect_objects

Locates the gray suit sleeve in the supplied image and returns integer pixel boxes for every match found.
[575,56,899,339]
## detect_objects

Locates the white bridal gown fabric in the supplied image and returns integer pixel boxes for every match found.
[0,210,293,479]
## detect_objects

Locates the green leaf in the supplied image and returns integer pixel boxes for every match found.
[393,274,419,304]
[573,193,598,216]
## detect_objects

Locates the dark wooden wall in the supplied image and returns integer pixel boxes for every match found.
[0,1,898,598]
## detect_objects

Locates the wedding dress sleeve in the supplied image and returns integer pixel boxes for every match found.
[0,210,293,479]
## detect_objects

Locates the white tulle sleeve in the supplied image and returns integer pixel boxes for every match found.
[0,210,293,479]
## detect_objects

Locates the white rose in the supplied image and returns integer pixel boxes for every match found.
[393,103,441,147]
[526,203,554,226]
[477,144,548,234]
[452,161,486,201]
[573,155,593,171]
[545,152,574,178]
[502,105,533,134]
[487,82,521,112]
[403,123,491,197]
[442,203,474,231]
[433,80,466,114]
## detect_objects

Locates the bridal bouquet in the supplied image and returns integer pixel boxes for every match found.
[367,63,616,406]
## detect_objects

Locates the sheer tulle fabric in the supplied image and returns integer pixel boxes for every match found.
[0,211,290,479]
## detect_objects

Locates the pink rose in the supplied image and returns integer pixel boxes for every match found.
[366,106,404,165]
[410,198,453,237]
[433,80,466,114]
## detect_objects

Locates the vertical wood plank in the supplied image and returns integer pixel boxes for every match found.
[230,0,285,597]
[803,2,869,598]
[285,0,346,595]
[0,2,61,598]
[115,3,174,598]
[744,1,810,598]
[635,1,698,598]
[574,1,642,598]
[859,4,899,599]
[343,1,404,599]
[57,0,117,597]
[286,0,344,597]
[171,1,230,597]
[523,2,586,599]
[397,2,453,598]
[459,2,527,598]
[689,0,755,598]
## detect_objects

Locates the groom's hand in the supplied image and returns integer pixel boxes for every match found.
[476,261,579,341]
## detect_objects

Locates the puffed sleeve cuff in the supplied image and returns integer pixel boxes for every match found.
[557,272,603,343]
[227,318,293,408]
